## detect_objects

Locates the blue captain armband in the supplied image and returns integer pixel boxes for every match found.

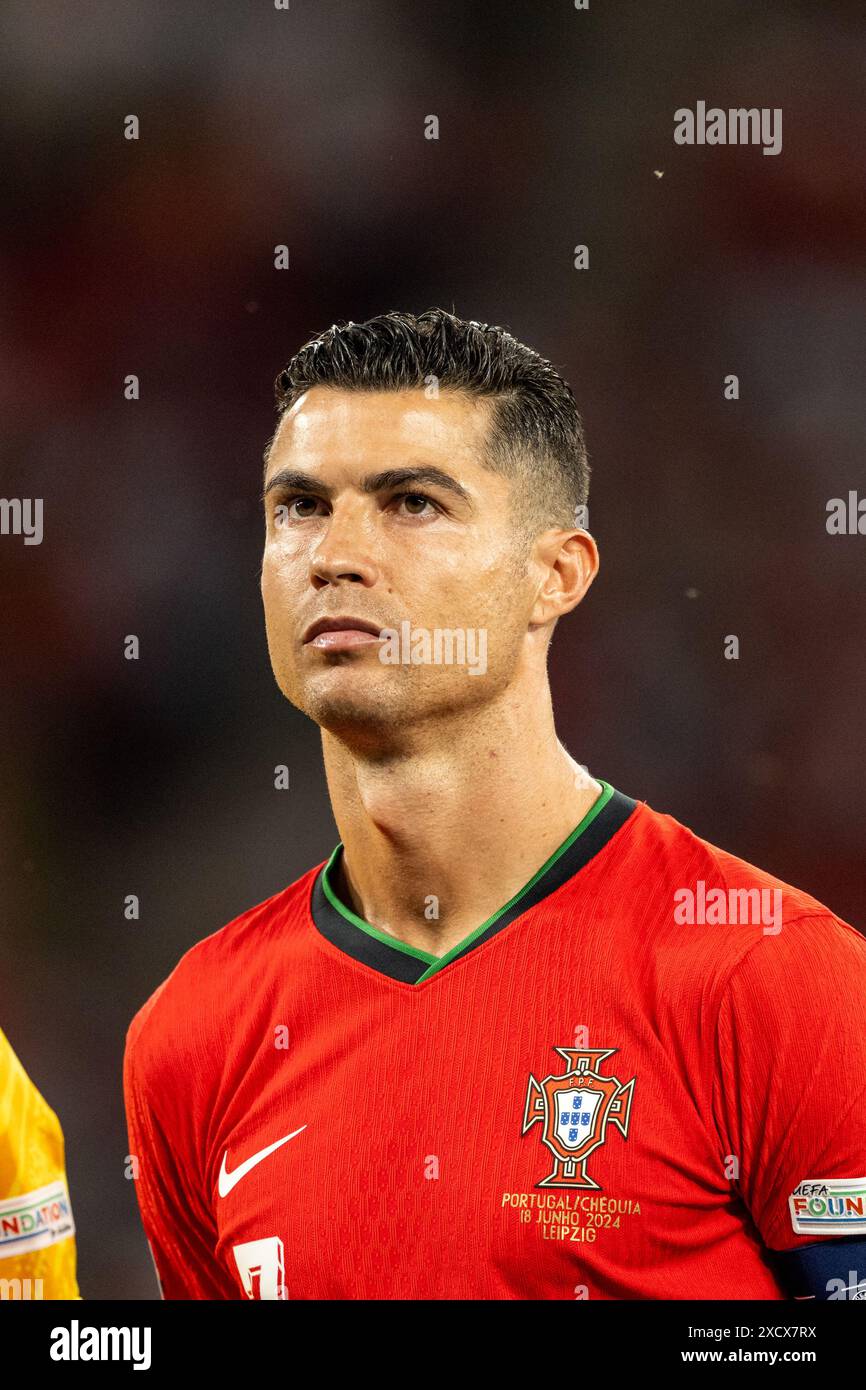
[771,1238,866,1300]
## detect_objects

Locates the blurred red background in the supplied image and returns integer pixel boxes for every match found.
[1,0,864,1297]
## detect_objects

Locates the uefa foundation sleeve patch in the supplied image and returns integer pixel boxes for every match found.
[789,1178,866,1236]
[0,1179,76,1258]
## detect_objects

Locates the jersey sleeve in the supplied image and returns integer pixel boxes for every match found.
[711,914,866,1274]
[0,1026,80,1299]
[123,1010,237,1300]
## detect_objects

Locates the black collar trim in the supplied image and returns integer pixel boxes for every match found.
[308,784,638,984]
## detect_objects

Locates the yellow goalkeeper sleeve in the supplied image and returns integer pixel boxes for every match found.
[0,1025,80,1299]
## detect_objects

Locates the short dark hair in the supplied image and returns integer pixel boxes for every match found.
[269,308,589,532]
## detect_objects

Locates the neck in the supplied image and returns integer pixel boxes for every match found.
[320,676,603,958]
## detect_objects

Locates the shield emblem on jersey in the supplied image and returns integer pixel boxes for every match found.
[554,1087,603,1152]
[522,1047,636,1188]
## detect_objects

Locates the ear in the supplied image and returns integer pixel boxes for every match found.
[529,529,599,627]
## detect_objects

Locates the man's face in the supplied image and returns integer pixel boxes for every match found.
[260,387,541,737]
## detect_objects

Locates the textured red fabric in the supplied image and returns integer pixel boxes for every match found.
[123,797,866,1299]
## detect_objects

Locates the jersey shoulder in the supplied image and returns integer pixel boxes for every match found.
[605,794,865,1001]
[623,793,857,930]
[124,862,323,1081]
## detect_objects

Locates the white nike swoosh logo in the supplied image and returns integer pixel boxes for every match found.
[217,1126,307,1198]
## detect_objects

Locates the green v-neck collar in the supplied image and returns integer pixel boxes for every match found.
[308,781,638,985]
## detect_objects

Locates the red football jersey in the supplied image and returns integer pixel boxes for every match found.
[123,782,866,1299]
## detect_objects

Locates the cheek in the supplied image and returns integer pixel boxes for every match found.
[433,543,522,620]
[262,533,301,591]
[260,550,298,642]
[260,559,279,626]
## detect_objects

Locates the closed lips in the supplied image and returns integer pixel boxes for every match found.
[303,616,385,642]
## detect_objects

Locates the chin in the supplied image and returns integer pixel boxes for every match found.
[294,670,410,733]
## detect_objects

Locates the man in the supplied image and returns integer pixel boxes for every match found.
[124,309,866,1300]
[0,1025,80,1299]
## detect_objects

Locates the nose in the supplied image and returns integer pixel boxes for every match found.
[309,501,380,590]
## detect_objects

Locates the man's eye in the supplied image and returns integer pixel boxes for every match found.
[394,492,438,517]
[278,496,323,520]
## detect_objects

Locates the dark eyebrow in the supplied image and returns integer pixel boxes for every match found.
[262,465,472,505]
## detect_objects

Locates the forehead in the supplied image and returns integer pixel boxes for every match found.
[265,387,494,479]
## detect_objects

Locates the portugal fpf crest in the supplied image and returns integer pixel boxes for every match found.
[522,1047,635,1189]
